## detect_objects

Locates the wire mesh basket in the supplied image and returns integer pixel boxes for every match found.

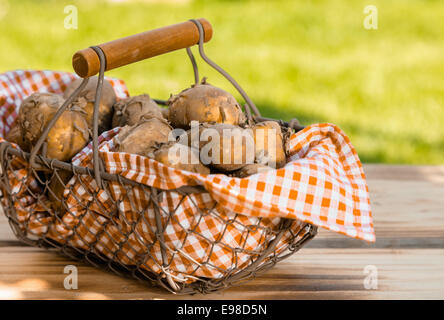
[0,18,317,294]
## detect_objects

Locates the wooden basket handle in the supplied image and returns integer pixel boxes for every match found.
[72,18,212,78]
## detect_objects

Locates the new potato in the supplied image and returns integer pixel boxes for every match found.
[116,117,172,157]
[5,120,24,146]
[233,163,273,178]
[167,82,245,129]
[193,123,255,172]
[112,94,164,127]
[153,142,210,174]
[64,76,116,134]
[252,121,286,169]
[17,92,90,161]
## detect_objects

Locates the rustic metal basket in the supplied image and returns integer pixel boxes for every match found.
[0,19,317,294]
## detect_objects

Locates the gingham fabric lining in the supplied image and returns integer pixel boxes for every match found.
[0,70,374,282]
[97,123,374,241]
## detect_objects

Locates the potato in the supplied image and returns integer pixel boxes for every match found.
[5,121,24,146]
[176,125,205,150]
[47,169,72,214]
[17,93,64,152]
[252,121,286,169]
[167,82,245,129]
[17,92,90,161]
[152,142,210,174]
[46,110,90,161]
[64,76,116,134]
[161,107,169,120]
[177,123,255,171]
[198,123,255,172]
[233,164,272,178]
[112,94,164,127]
[116,118,172,157]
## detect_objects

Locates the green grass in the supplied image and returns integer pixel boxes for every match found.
[0,0,443,164]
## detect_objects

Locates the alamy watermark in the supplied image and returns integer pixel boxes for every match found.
[64,265,78,290]
[363,265,378,289]
[363,5,378,30]
[64,5,78,30]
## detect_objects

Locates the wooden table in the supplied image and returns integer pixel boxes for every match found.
[1,165,443,300]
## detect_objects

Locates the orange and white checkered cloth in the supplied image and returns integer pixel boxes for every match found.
[0,70,374,283]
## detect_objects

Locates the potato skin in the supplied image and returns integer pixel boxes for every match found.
[17,93,64,152]
[46,110,90,161]
[252,121,286,169]
[17,92,89,161]
[64,76,116,134]
[176,125,206,150]
[153,142,210,174]
[5,121,24,146]
[198,123,255,172]
[161,107,169,120]
[112,94,164,128]
[167,83,245,129]
[116,118,172,157]
[233,164,272,178]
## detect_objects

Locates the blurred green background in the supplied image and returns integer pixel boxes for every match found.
[0,0,443,164]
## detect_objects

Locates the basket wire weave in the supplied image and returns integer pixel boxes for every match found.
[0,19,317,294]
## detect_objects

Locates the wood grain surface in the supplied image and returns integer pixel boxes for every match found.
[0,164,443,299]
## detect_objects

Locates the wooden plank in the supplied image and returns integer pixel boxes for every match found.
[363,164,444,183]
[307,237,444,249]
[0,247,443,299]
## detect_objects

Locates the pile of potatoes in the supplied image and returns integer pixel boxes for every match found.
[7,77,117,161]
[6,77,291,212]
[114,79,289,176]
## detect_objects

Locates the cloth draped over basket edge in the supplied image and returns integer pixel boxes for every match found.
[0,70,375,243]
